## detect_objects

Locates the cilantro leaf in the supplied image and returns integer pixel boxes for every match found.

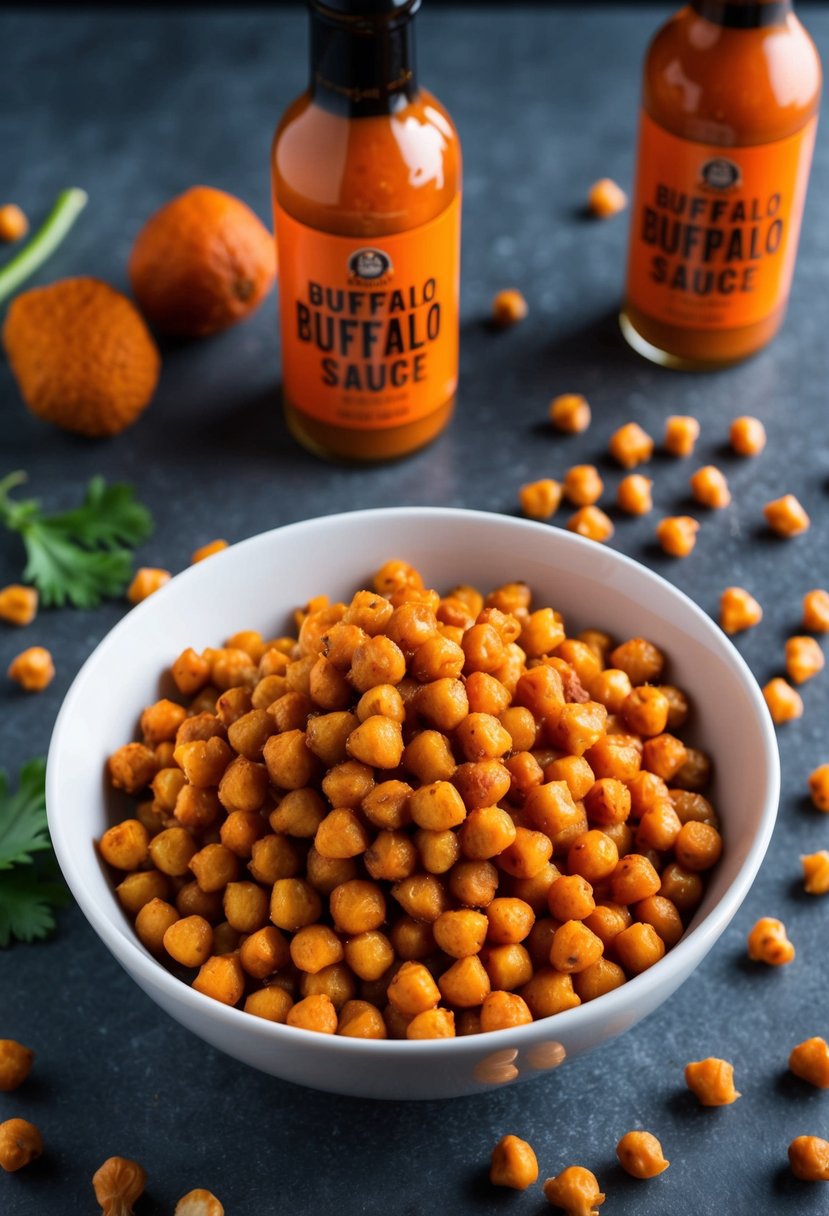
[0,757,50,871]
[19,522,135,609]
[47,476,153,551]
[0,868,68,947]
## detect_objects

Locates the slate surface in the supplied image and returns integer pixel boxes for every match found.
[1,4,828,1212]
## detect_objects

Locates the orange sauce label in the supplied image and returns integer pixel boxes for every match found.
[626,112,817,330]
[275,197,460,429]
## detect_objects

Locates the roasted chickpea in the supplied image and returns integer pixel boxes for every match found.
[763,678,804,724]
[490,1135,539,1190]
[664,414,700,457]
[617,473,653,516]
[764,494,810,537]
[616,1130,669,1179]
[729,415,766,456]
[720,587,763,634]
[690,465,731,509]
[684,1057,740,1106]
[747,916,794,965]
[803,589,829,633]
[550,392,591,433]
[656,515,699,557]
[542,1165,605,1214]
[785,636,825,684]
[789,1037,829,1088]
[567,506,614,543]
[564,465,604,507]
[519,478,563,520]
[789,1137,829,1182]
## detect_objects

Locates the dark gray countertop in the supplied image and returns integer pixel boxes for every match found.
[1,3,829,1212]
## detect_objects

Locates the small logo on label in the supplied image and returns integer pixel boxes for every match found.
[700,158,741,191]
[348,248,392,281]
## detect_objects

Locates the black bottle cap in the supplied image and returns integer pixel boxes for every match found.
[310,0,421,23]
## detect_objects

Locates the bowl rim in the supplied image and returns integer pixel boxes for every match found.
[46,505,780,1057]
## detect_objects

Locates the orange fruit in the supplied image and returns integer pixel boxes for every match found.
[129,186,276,337]
[3,277,160,437]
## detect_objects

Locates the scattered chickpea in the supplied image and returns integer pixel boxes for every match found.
[519,479,562,520]
[785,636,824,684]
[617,474,653,516]
[567,506,614,543]
[0,1040,33,1091]
[490,1134,539,1190]
[789,1037,829,1088]
[789,1136,829,1182]
[720,587,762,635]
[764,495,810,538]
[803,589,829,633]
[492,289,528,328]
[808,765,829,811]
[609,421,653,469]
[127,567,171,603]
[615,1130,669,1179]
[729,415,766,456]
[191,540,228,564]
[763,678,803,725]
[802,851,829,895]
[543,1164,606,1214]
[564,465,604,507]
[664,415,700,457]
[550,393,591,433]
[690,465,731,509]
[0,203,28,243]
[656,516,699,557]
[684,1058,740,1106]
[93,1156,147,1215]
[0,1118,42,1172]
[747,916,795,965]
[587,178,627,218]
[0,584,38,626]
[175,1189,225,1216]
[7,645,54,691]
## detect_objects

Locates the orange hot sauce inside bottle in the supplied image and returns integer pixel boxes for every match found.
[621,0,821,370]
[272,0,462,460]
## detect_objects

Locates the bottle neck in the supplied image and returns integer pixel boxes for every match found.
[691,0,793,28]
[309,6,418,117]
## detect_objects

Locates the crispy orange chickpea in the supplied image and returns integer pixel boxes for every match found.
[610,421,653,469]
[664,414,700,457]
[573,956,626,1002]
[656,515,699,557]
[588,176,627,218]
[484,941,534,991]
[617,473,653,516]
[392,873,448,922]
[223,882,269,934]
[499,827,553,880]
[239,926,290,980]
[289,924,344,974]
[343,930,394,981]
[314,809,369,861]
[785,636,825,684]
[764,494,810,537]
[0,1041,33,1092]
[0,585,38,626]
[789,1136,829,1182]
[329,879,386,934]
[163,915,214,968]
[583,902,631,949]
[610,637,664,685]
[616,1130,669,1179]
[747,916,795,965]
[642,733,687,781]
[448,859,499,908]
[192,953,246,1006]
[674,820,722,871]
[175,736,233,789]
[191,538,228,563]
[406,1007,456,1039]
[685,1057,740,1106]
[549,920,604,973]
[390,917,435,961]
[433,908,489,957]
[520,968,580,1018]
[519,478,563,521]
[690,465,731,509]
[0,203,28,243]
[634,895,683,948]
[486,897,536,944]
[387,960,441,1016]
[659,863,703,915]
[730,414,766,456]
[286,993,338,1034]
[346,716,404,769]
[127,567,171,603]
[492,288,528,327]
[7,645,54,691]
[808,765,829,811]
[584,777,631,827]
[490,1135,539,1190]
[0,1117,43,1172]
[409,780,467,831]
[567,506,614,544]
[720,587,763,634]
[439,955,491,1007]
[548,875,595,922]
[550,392,591,433]
[623,686,670,738]
[270,878,323,932]
[588,669,632,715]
[135,897,180,953]
[460,805,517,859]
[802,850,829,895]
[148,827,197,877]
[480,989,533,1031]
[564,465,604,507]
[189,843,239,893]
[337,1000,387,1040]
[466,672,512,718]
[99,819,150,872]
[789,1037,829,1088]
[364,830,417,881]
[615,922,665,975]
[763,677,804,724]
[117,870,171,915]
[321,759,375,810]
[567,831,619,884]
[244,987,293,1023]
[543,1165,605,1214]
[803,589,829,633]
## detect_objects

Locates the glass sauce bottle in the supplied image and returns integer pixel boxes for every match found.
[272,0,462,460]
[621,0,821,369]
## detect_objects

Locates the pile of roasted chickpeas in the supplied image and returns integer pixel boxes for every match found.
[99,560,722,1041]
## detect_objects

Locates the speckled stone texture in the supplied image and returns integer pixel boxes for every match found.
[1,4,828,1213]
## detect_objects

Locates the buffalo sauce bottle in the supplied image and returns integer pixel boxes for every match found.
[621,0,821,369]
[272,0,461,460]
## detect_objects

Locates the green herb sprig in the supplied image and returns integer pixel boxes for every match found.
[0,758,68,947]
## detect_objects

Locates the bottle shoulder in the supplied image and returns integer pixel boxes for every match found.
[642,8,821,145]
[272,88,461,235]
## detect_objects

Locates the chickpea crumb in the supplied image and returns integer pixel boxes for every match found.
[0,584,38,626]
[764,495,810,538]
[785,636,824,684]
[0,1117,42,1172]
[567,506,614,543]
[664,415,700,457]
[617,474,653,516]
[191,540,228,564]
[656,516,699,558]
[0,1040,33,1091]
[490,1134,538,1190]
[609,421,653,469]
[543,1164,605,1214]
[492,289,528,328]
[747,916,795,965]
[808,765,829,811]
[763,678,803,725]
[519,479,562,520]
[729,415,766,456]
[690,465,731,509]
[175,1189,225,1216]
[127,567,171,603]
[93,1156,147,1215]
[588,178,627,219]
[789,1037,829,1088]
[803,589,829,633]
[801,851,829,895]
[0,204,28,243]
[7,645,54,691]
[789,1136,829,1182]
[615,1130,669,1179]
[550,393,591,433]
[684,1057,740,1106]
[720,587,762,635]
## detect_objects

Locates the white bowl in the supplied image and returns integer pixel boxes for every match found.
[47,507,779,1100]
